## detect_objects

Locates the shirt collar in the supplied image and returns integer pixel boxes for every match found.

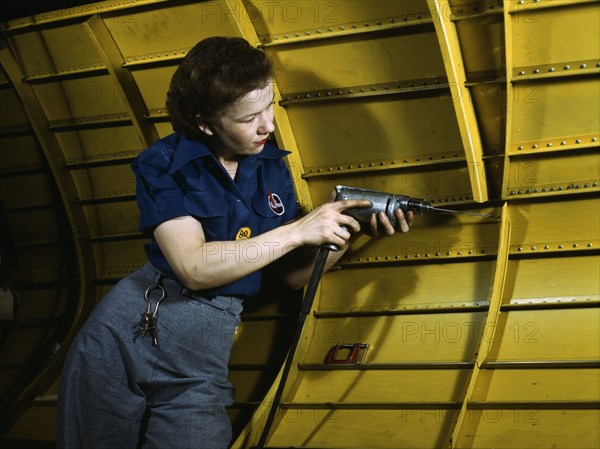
[168,133,290,174]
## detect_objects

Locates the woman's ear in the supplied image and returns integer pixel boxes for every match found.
[195,114,214,136]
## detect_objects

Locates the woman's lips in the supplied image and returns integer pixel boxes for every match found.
[256,138,268,145]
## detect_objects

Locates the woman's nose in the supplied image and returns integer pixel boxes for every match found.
[258,110,275,134]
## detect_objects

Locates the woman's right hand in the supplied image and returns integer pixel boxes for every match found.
[289,200,371,248]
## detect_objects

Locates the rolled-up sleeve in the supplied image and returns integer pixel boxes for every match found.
[131,145,189,232]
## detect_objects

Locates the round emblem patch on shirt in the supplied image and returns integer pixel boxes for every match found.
[268,191,285,216]
[235,227,252,240]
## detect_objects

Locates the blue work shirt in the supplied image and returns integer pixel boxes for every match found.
[131,133,300,299]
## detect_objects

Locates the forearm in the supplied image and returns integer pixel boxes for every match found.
[166,224,303,291]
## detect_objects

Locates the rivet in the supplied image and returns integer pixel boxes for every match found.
[547,142,552,147]
[532,144,538,149]
[564,65,571,70]
[534,188,539,193]
[544,245,549,249]
[447,252,452,256]
[580,63,587,69]
[594,182,599,187]
[550,187,555,191]
[588,243,593,247]
[585,183,590,188]
[542,188,547,192]
[549,67,555,72]
[575,184,581,189]
[339,26,344,30]
[592,137,598,142]
[557,186,563,191]
[573,244,578,248]
[519,71,525,75]
[533,69,540,74]
[518,146,523,150]
[526,189,532,194]
[510,191,516,195]
[559,245,564,249]
[561,141,567,145]
[576,139,582,143]
[284,34,289,38]
[518,247,523,252]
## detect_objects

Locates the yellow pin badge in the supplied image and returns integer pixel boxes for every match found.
[235,227,252,240]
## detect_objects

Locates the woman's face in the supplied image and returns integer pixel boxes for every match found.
[200,82,275,161]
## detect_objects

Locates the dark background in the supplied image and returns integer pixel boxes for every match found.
[1,1,98,22]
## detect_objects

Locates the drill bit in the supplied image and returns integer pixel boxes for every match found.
[424,205,500,219]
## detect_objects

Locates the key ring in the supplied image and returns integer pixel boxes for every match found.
[144,284,166,317]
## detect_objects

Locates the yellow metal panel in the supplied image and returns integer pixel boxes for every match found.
[268,31,444,90]
[290,370,471,403]
[488,308,600,361]
[508,198,600,251]
[7,24,103,77]
[505,152,599,198]
[248,0,432,38]
[320,261,494,312]
[511,78,599,144]
[129,66,176,111]
[103,1,240,57]
[31,75,129,122]
[71,165,136,200]
[55,127,143,160]
[83,202,140,237]
[303,313,486,364]
[473,369,600,402]
[340,211,500,264]
[231,320,292,365]
[268,409,459,448]
[286,96,463,173]
[456,409,599,449]
[504,256,600,303]
[511,2,599,70]
[92,241,146,279]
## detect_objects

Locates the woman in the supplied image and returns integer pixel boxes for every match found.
[57,36,412,449]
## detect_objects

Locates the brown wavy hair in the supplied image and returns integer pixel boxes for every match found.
[166,37,273,140]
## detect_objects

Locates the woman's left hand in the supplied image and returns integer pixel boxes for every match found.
[368,208,414,239]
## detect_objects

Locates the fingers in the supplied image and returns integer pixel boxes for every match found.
[395,209,413,233]
[369,209,414,238]
[333,199,372,212]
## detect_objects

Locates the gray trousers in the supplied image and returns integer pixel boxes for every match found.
[57,262,243,449]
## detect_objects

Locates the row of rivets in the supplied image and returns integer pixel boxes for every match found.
[50,113,130,127]
[26,63,106,79]
[281,78,446,103]
[517,243,593,251]
[509,182,599,195]
[516,136,598,151]
[347,249,489,263]
[516,61,600,76]
[306,152,461,174]
[263,13,431,44]
[125,49,188,64]
[454,2,502,14]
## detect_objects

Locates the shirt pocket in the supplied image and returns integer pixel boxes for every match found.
[183,191,228,238]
